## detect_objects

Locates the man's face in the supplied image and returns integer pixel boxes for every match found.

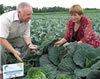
[18,7,33,22]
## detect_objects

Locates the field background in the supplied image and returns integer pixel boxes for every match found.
[30,12,100,45]
[5,10,100,79]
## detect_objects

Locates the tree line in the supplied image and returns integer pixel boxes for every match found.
[0,4,99,14]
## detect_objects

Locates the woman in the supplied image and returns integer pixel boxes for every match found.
[54,4,100,48]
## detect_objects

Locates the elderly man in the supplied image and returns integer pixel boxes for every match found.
[0,2,37,73]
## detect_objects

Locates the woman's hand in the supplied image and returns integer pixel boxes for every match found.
[78,41,82,44]
[54,41,62,47]
[54,38,67,47]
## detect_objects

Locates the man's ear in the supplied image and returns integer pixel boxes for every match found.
[18,10,21,14]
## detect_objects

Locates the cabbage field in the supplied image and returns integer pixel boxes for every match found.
[30,13,100,45]
[7,13,100,79]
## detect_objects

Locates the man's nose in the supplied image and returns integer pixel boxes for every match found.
[29,15,32,19]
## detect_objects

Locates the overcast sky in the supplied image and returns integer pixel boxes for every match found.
[0,0,100,9]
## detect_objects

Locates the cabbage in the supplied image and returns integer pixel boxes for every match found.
[26,67,46,79]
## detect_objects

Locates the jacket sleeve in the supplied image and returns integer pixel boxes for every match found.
[80,20,93,43]
[63,22,70,41]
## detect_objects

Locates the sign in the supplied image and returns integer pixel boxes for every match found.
[3,63,24,79]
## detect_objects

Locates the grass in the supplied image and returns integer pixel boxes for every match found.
[33,9,100,15]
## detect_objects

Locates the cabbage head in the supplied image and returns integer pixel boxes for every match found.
[26,67,46,79]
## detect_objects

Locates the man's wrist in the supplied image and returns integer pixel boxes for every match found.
[27,43,32,46]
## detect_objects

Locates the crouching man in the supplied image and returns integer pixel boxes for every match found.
[0,2,37,74]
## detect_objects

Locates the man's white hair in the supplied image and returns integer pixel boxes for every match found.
[16,2,32,13]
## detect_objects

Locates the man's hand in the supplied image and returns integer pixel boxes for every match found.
[28,44,38,53]
[13,50,23,62]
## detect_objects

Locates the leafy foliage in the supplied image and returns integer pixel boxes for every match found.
[6,13,100,79]
[56,74,72,79]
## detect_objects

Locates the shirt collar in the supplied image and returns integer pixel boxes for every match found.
[13,11,20,21]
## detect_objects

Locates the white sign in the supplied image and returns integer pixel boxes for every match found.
[3,63,24,79]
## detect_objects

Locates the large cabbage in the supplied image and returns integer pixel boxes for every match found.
[26,67,46,79]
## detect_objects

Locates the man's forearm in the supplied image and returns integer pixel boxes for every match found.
[0,37,16,54]
[24,37,32,45]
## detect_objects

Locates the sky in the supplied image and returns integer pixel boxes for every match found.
[0,0,100,9]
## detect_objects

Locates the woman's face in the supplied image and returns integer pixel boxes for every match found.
[70,13,82,23]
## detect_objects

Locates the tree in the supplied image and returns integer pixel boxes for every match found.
[0,4,4,14]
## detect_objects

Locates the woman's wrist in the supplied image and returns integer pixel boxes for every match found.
[78,41,82,44]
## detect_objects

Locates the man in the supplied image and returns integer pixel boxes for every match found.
[0,2,37,73]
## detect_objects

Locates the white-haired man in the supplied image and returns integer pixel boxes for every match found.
[0,2,37,75]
